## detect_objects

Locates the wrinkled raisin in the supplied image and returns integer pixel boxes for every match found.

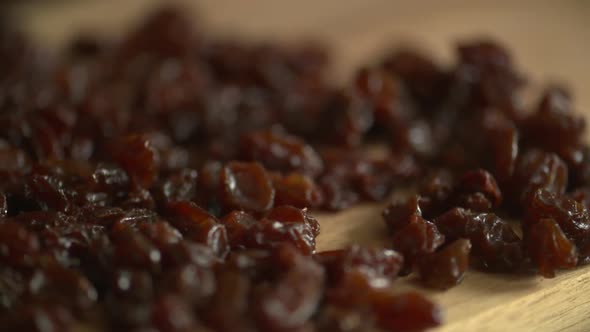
[525,218,577,278]
[416,239,471,289]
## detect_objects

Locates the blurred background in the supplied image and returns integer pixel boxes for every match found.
[5,0,590,110]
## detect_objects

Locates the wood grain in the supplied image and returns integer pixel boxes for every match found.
[10,1,590,331]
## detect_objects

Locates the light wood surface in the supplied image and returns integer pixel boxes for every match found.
[10,1,590,331]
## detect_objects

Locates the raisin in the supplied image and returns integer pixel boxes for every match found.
[417,169,455,218]
[372,291,442,332]
[320,91,373,147]
[164,201,229,258]
[244,218,317,255]
[204,268,255,332]
[525,189,590,262]
[160,263,216,305]
[453,169,502,211]
[391,215,445,268]
[111,226,162,272]
[107,135,159,188]
[136,221,183,249]
[219,161,275,214]
[316,245,403,285]
[152,168,198,206]
[482,111,519,183]
[525,218,577,278]
[382,194,424,232]
[435,208,523,271]
[0,222,40,267]
[323,271,442,332]
[271,172,323,209]
[458,40,512,69]
[0,304,75,332]
[381,50,448,109]
[5,6,590,331]
[110,269,154,302]
[525,189,590,243]
[353,67,412,136]
[416,239,471,289]
[254,244,324,331]
[510,149,568,208]
[92,163,130,194]
[537,85,572,115]
[240,129,324,177]
[522,89,585,152]
[27,265,98,310]
[151,294,200,332]
[267,205,320,237]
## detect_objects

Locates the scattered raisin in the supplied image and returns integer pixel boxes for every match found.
[1,6,589,332]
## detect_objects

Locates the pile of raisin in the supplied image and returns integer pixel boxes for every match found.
[0,6,588,332]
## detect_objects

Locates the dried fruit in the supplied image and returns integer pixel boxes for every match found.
[435,208,523,271]
[219,161,275,214]
[1,6,589,331]
[525,218,577,278]
[416,239,471,289]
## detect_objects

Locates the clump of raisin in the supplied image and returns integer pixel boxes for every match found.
[435,208,523,271]
[315,245,404,285]
[525,189,590,263]
[319,270,442,332]
[4,4,590,331]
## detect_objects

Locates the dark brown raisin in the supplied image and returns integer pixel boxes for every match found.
[525,218,577,278]
[435,208,523,271]
[240,129,324,177]
[219,161,275,214]
[107,134,159,188]
[416,239,471,289]
[510,149,568,208]
[316,245,403,285]
[391,215,445,268]
[164,201,229,258]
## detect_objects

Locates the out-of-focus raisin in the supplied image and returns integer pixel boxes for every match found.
[510,149,567,208]
[219,161,275,214]
[107,135,159,189]
[240,129,324,177]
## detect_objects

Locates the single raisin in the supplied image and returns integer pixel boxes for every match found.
[416,239,471,289]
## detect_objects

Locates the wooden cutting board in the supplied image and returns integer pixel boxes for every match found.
[10,1,590,331]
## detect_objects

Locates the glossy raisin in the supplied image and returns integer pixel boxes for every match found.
[525,218,577,278]
[435,208,523,271]
[416,239,471,289]
[219,161,275,214]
